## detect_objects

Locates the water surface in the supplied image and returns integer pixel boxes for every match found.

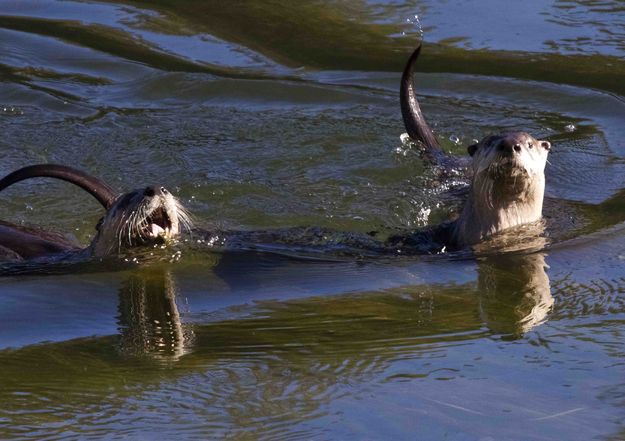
[1,0,625,439]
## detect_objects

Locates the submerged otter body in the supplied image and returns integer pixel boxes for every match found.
[0,221,80,261]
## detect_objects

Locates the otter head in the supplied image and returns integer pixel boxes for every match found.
[0,165,193,259]
[399,45,554,247]
[90,185,191,256]
[467,132,550,204]
[452,132,551,246]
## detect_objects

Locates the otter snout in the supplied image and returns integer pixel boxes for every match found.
[497,135,525,156]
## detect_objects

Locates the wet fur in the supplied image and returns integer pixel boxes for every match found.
[0,187,191,262]
[451,132,550,247]
[89,187,192,256]
[399,45,551,248]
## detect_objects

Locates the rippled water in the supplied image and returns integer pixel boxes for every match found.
[2,0,625,439]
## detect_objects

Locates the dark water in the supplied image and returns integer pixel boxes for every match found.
[1,1,625,439]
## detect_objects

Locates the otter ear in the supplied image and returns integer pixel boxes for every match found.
[540,140,551,151]
[467,143,478,156]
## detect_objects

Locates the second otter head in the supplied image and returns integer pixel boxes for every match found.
[90,186,191,256]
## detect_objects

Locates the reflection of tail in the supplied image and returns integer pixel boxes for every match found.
[477,252,553,336]
[117,268,192,360]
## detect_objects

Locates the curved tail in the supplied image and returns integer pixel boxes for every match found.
[0,164,118,209]
[400,44,441,152]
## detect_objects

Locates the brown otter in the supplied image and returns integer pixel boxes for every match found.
[394,45,551,249]
[0,164,191,262]
[188,45,552,257]
[88,184,189,256]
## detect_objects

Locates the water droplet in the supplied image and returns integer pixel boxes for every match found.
[564,124,576,132]
[1,106,23,116]
[25,204,33,211]
[394,146,409,157]
[406,14,424,38]
[449,135,460,144]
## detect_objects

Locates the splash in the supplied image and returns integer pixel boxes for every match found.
[405,14,424,40]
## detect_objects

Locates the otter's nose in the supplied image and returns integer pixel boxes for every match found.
[498,139,522,155]
[144,186,170,197]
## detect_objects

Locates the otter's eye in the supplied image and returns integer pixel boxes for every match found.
[540,141,551,150]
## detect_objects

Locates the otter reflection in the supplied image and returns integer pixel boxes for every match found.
[117,268,193,359]
[0,255,559,438]
[112,242,550,363]
[210,242,553,337]
[476,248,553,336]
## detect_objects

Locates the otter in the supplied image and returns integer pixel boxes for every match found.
[168,45,554,257]
[88,184,189,256]
[0,164,190,262]
[195,45,552,256]
[391,45,551,250]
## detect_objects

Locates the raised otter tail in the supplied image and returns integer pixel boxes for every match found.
[0,164,118,209]
[400,44,442,153]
